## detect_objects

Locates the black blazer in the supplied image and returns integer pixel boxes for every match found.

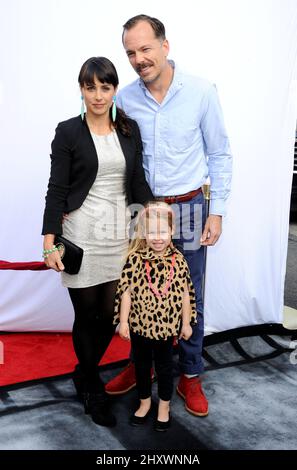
[42,115,154,235]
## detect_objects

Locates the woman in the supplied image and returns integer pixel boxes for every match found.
[42,57,153,427]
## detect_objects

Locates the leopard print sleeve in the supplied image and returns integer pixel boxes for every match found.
[113,255,134,326]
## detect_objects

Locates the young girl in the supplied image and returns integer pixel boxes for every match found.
[113,201,197,431]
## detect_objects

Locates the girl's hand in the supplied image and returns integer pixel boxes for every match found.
[44,250,65,272]
[179,323,192,341]
[119,322,130,341]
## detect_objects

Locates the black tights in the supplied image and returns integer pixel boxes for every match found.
[68,280,118,393]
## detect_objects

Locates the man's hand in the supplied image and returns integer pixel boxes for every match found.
[62,213,69,224]
[200,214,222,246]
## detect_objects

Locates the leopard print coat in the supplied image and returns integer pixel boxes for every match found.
[113,245,197,340]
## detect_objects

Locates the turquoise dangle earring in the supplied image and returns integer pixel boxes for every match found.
[80,95,85,120]
[112,95,117,122]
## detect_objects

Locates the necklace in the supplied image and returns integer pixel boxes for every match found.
[145,254,176,298]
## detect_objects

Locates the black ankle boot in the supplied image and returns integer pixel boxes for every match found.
[83,392,117,427]
[72,365,102,400]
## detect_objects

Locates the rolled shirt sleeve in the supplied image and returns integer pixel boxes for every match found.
[200,84,233,216]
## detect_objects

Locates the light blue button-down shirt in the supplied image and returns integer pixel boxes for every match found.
[117,62,232,215]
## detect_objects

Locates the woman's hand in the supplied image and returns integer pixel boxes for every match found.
[179,323,192,341]
[44,250,65,272]
[43,234,64,272]
[119,322,130,341]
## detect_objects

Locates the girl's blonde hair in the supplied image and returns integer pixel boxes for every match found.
[126,201,175,259]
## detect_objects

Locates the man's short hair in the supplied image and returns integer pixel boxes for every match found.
[123,14,166,41]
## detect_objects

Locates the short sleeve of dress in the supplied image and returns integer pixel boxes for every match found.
[113,256,134,325]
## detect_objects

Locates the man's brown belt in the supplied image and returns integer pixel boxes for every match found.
[155,187,202,204]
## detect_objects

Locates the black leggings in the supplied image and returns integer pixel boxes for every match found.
[130,332,174,401]
[68,280,117,393]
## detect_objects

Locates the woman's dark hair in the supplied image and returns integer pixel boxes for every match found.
[122,14,166,42]
[78,56,131,136]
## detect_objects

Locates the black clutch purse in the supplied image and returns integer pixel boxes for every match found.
[54,235,84,275]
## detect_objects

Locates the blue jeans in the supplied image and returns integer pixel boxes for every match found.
[172,191,206,375]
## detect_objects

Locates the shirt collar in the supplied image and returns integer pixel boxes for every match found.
[138,60,184,94]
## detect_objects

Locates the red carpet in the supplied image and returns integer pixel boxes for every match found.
[0,333,130,387]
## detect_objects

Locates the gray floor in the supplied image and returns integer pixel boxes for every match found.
[0,231,296,451]
[0,334,296,450]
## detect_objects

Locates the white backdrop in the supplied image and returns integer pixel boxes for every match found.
[0,0,297,332]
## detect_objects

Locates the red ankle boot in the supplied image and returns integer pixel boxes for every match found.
[106,362,154,395]
[176,375,208,416]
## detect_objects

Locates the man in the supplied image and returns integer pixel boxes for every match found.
[106,14,232,417]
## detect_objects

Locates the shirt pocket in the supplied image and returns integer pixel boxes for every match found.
[164,115,199,153]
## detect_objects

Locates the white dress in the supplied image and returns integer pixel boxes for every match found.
[61,129,130,288]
